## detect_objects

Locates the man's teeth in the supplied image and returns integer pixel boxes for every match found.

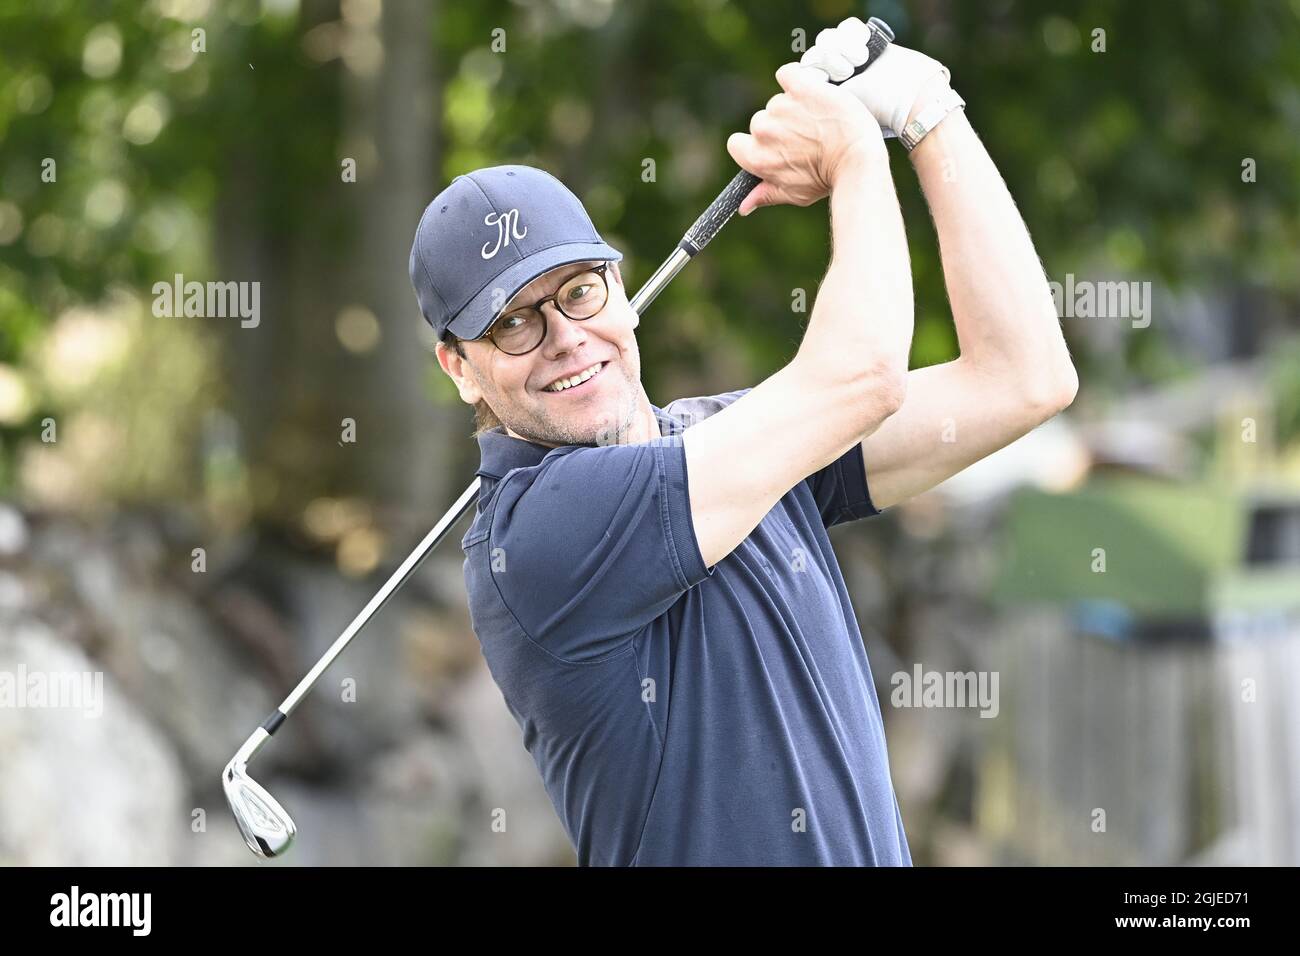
[545,362,604,392]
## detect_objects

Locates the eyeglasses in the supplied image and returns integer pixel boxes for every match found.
[484,263,611,356]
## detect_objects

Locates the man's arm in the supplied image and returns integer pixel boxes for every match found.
[861,96,1079,511]
[685,66,915,569]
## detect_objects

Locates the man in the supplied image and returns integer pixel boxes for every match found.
[408,24,1076,866]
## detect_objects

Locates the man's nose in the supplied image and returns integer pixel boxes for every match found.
[540,302,587,356]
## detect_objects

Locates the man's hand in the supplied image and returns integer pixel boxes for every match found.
[800,17,952,137]
[726,62,885,217]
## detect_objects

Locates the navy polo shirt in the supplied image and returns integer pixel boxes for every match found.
[460,388,911,866]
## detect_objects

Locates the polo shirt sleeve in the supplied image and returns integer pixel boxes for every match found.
[806,442,882,528]
[664,388,883,529]
[484,436,712,663]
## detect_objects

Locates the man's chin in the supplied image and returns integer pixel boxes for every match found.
[516,399,636,448]
[556,416,630,449]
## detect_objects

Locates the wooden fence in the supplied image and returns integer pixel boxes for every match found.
[975,608,1300,864]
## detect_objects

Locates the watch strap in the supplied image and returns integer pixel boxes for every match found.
[899,88,966,152]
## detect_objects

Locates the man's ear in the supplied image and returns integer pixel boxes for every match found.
[435,341,483,406]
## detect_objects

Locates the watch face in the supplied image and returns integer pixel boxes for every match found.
[902,120,926,150]
[904,94,964,150]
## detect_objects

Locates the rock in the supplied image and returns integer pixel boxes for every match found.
[1,508,570,865]
[0,621,186,864]
[25,513,282,783]
[0,504,27,556]
[0,571,27,612]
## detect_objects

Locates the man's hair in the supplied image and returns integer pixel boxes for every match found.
[441,333,503,436]
[441,260,622,437]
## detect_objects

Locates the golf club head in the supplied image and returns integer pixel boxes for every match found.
[223,727,296,859]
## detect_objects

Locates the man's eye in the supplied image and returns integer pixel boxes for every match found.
[499,313,526,331]
[566,284,592,301]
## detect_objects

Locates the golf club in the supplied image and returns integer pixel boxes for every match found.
[223,16,895,859]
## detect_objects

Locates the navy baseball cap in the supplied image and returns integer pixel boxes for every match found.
[409,164,624,341]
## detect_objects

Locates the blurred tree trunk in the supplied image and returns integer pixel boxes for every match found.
[216,0,454,549]
[340,0,451,535]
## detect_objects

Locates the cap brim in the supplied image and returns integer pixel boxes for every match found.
[447,242,624,341]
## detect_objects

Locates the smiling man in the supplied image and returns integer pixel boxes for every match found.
[409,38,1075,866]
[436,252,656,449]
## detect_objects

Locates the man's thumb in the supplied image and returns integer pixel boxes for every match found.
[739,181,774,216]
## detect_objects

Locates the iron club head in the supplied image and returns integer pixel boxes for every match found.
[223,727,296,859]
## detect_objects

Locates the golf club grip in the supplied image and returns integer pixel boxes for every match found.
[681,16,893,255]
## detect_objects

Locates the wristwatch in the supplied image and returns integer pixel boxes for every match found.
[898,88,966,152]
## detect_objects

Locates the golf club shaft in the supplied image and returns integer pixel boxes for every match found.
[272,476,481,719]
[256,16,895,733]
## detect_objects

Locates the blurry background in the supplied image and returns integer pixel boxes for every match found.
[1,0,1298,865]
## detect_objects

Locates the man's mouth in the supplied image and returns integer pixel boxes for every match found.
[542,361,606,394]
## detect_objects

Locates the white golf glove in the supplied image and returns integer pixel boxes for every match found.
[800,17,952,139]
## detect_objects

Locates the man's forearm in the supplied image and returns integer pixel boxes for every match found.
[909,108,1076,402]
[796,149,915,391]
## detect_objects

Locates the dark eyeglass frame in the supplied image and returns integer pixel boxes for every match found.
[484,262,612,356]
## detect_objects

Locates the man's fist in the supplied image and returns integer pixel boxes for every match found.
[800,17,952,138]
[726,62,884,217]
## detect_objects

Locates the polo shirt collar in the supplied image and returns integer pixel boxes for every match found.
[475,403,686,481]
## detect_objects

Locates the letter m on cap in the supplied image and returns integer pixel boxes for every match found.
[481,208,527,260]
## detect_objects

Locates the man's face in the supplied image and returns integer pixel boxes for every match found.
[436,260,648,448]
